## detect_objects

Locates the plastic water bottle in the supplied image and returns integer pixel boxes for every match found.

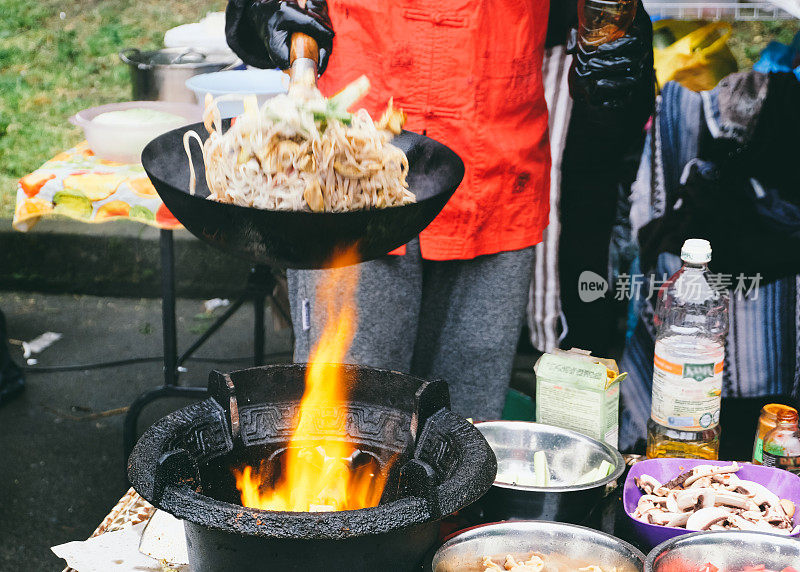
[578,0,638,48]
[646,239,729,459]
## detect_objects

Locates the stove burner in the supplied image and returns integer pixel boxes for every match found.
[128,364,496,571]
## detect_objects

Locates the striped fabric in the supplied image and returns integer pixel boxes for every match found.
[527,45,573,353]
[619,78,800,452]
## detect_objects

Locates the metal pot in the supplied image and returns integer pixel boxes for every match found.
[431,521,645,571]
[474,421,625,524]
[645,530,800,571]
[119,47,237,103]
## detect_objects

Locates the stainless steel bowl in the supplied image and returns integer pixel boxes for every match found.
[475,421,625,523]
[646,531,800,571]
[432,520,645,571]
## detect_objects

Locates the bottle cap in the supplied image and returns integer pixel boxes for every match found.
[681,239,712,264]
[763,403,797,421]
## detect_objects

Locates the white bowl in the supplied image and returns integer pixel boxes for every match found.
[69,101,201,163]
[185,69,289,118]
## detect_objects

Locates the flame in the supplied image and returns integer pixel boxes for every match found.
[233,247,390,512]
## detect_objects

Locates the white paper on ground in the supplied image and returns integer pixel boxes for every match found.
[21,331,62,358]
[51,522,187,572]
[139,510,189,566]
[203,298,230,313]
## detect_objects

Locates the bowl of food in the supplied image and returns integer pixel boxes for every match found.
[69,101,201,163]
[645,530,800,571]
[474,421,625,523]
[432,520,645,571]
[185,69,288,117]
[624,458,800,549]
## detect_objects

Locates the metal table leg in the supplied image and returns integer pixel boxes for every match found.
[123,230,195,462]
[123,230,285,471]
[252,267,267,366]
[161,229,178,388]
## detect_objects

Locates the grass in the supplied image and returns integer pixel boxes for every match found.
[0,4,797,218]
[0,0,225,217]
[729,20,800,67]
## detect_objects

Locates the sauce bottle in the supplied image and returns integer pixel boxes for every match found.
[753,404,797,464]
[762,408,800,474]
[578,0,638,48]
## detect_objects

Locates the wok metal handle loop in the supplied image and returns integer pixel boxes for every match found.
[169,48,208,65]
[119,48,152,71]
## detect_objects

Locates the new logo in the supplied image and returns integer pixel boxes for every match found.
[578,271,608,303]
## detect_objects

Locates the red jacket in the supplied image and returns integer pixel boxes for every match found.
[319,0,551,260]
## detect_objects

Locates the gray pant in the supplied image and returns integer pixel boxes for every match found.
[287,239,535,420]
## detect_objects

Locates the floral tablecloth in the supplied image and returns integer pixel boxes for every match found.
[13,142,181,232]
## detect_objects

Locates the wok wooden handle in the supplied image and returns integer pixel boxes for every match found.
[289,0,319,67]
[290,33,319,66]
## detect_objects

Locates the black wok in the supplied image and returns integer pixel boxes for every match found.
[141,122,464,268]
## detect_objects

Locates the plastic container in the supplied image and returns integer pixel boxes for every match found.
[641,1,796,21]
[753,403,797,464]
[185,69,289,118]
[623,458,800,549]
[164,12,234,56]
[579,0,638,47]
[69,101,201,163]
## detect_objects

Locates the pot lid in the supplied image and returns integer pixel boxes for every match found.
[120,47,236,68]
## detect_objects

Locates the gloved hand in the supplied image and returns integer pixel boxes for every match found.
[567,0,654,128]
[226,0,334,74]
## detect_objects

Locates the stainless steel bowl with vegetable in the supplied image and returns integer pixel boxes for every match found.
[474,421,625,523]
[432,520,645,572]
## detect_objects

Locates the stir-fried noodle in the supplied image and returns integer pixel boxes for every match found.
[183,76,415,212]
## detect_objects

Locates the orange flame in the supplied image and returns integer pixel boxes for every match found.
[233,247,390,512]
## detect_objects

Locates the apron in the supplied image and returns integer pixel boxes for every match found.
[319,0,552,260]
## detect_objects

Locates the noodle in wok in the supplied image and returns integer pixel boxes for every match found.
[183,76,415,212]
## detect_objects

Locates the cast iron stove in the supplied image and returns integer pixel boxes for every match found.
[128,364,496,571]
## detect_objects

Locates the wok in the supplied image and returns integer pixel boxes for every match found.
[140,122,464,268]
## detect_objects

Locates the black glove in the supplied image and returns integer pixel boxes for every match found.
[226,0,334,74]
[567,0,654,129]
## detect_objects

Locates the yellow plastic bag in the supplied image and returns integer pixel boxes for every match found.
[653,21,739,92]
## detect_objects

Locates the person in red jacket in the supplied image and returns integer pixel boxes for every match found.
[226,0,653,419]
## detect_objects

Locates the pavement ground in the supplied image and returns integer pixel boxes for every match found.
[0,289,537,571]
[0,291,292,571]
